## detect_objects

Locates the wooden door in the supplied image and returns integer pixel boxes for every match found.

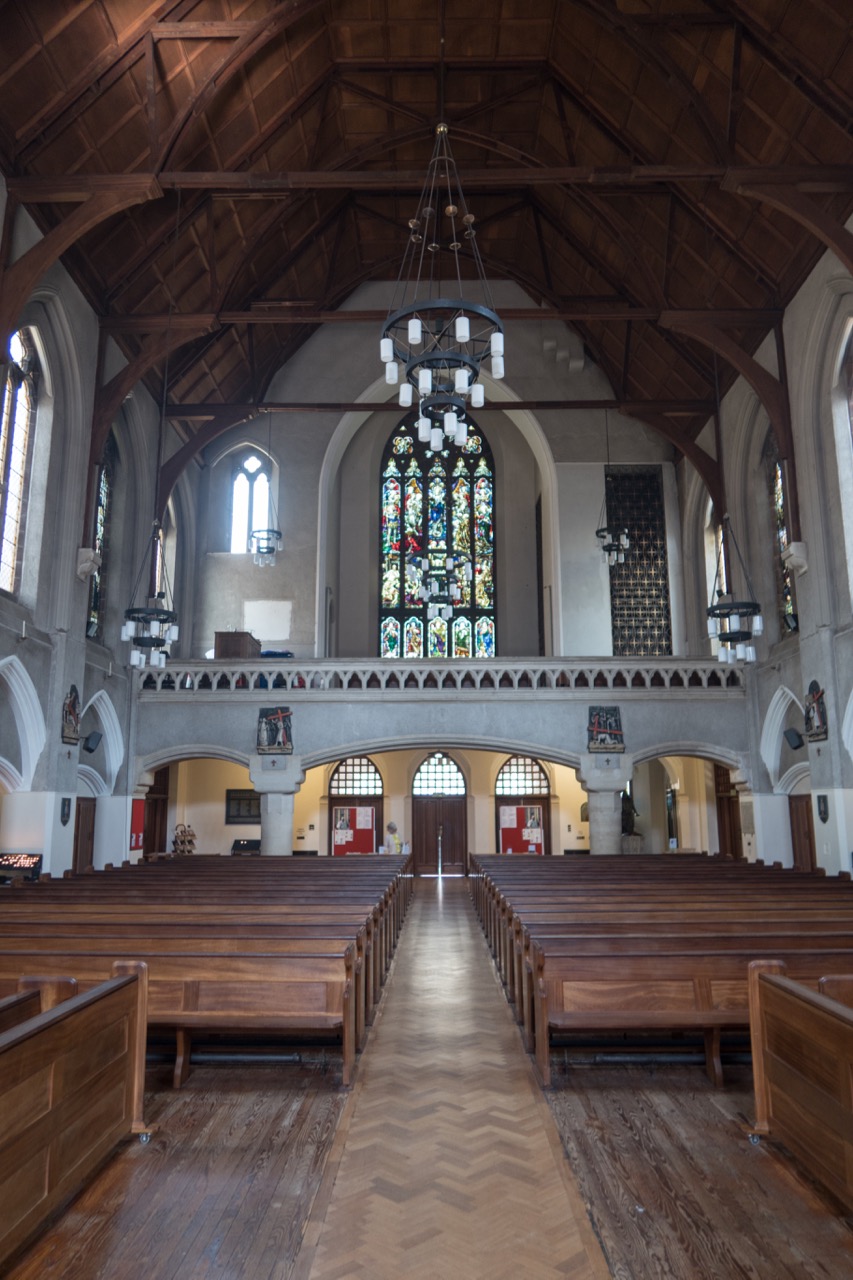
[412,796,467,876]
[144,765,170,857]
[73,797,96,873]
[789,794,817,871]
[714,764,743,859]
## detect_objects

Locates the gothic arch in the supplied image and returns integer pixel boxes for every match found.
[761,685,804,790]
[80,689,125,794]
[0,654,45,789]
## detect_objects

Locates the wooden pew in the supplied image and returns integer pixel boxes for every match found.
[0,976,78,1032]
[749,959,853,1212]
[0,947,355,1089]
[532,946,853,1088]
[0,962,147,1272]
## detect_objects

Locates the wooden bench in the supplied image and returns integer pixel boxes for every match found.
[0,962,147,1271]
[748,959,853,1212]
[532,946,853,1088]
[0,947,355,1088]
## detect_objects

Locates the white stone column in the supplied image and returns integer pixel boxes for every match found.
[249,753,305,857]
[578,751,633,857]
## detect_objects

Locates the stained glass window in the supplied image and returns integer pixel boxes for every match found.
[763,434,795,624]
[0,330,37,594]
[379,416,496,658]
[87,433,116,639]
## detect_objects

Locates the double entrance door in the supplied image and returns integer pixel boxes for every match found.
[411,796,467,876]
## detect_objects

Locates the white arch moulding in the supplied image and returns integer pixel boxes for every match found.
[777,762,811,797]
[136,743,253,786]
[299,734,585,775]
[0,758,24,794]
[81,688,124,794]
[0,654,46,790]
[77,763,110,798]
[760,685,804,790]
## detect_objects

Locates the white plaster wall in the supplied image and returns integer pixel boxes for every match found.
[171,758,256,855]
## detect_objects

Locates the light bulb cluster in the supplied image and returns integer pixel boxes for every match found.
[707,596,764,664]
[596,526,630,566]
[417,555,473,621]
[249,528,282,566]
[121,600,179,668]
[380,123,504,446]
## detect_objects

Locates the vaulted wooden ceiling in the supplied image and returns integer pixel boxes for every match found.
[1,0,852,505]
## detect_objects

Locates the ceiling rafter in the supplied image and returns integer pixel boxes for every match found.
[569,0,731,164]
[703,0,853,138]
[11,0,193,165]
[155,0,328,171]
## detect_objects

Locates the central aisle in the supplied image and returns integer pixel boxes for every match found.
[294,876,609,1280]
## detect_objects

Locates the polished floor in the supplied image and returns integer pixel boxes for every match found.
[292,877,608,1280]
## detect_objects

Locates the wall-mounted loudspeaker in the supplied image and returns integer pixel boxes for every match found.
[82,731,103,754]
[783,727,804,750]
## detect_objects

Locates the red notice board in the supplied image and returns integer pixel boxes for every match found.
[129,798,145,854]
[499,804,543,854]
[332,805,376,855]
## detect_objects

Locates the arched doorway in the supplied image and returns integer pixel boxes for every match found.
[328,756,384,855]
[412,752,467,876]
[494,755,551,854]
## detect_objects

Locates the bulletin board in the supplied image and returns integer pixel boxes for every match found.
[331,805,376,855]
[129,798,145,854]
[499,804,544,854]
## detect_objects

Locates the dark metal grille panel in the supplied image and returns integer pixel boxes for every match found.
[607,466,672,657]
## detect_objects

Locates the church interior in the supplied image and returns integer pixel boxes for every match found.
[2,1,853,1276]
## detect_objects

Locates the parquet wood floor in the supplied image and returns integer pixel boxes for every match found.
[292,877,609,1280]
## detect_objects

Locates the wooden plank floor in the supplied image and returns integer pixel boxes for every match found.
[8,876,853,1278]
[292,877,609,1280]
[548,1060,853,1279]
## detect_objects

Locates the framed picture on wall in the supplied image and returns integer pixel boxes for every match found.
[225,789,261,824]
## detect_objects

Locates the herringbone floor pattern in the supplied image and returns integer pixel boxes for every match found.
[293,877,609,1280]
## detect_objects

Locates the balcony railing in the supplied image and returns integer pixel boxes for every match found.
[138,658,745,696]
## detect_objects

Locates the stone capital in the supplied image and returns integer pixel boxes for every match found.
[248,752,305,794]
[577,751,633,793]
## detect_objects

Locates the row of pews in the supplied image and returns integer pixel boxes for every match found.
[469,852,853,1091]
[0,852,412,1268]
[0,852,413,1088]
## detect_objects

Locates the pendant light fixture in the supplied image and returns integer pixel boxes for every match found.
[707,513,763,663]
[595,408,629,565]
[122,196,182,670]
[416,554,473,621]
[248,414,282,566]
[380,123,504,447]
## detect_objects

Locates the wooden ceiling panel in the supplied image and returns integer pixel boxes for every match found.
[3,0,853,478]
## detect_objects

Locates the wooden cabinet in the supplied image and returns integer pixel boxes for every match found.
[214,630,261,659]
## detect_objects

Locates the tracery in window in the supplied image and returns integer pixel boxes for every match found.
[412,752,466,795]
[230,452,272,553]
[762,434,795,623]
[329,757,384,795]
[0,330,37,593]
[380,419,495,659]
[87,434,116,639]
[495,756,550,795]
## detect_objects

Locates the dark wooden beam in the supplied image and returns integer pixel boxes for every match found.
[10,166,853,201]
[722,180,853,280]
[165,398,713,418]
[101,306,782,331]
[0,178,162,346]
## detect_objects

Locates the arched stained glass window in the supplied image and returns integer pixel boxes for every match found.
[763,433,795,624]
[330,756,384,795]
[87,433,116,639]
[495,756,550,795]
[0,329,37,594]
[380,418,495,659]
[413,752,466,795]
